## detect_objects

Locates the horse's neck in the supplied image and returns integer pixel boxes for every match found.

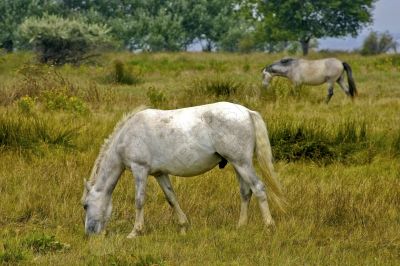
[93,149,124,195]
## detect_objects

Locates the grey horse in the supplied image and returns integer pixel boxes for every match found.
[81,102,286,238]
[262,58,357,103]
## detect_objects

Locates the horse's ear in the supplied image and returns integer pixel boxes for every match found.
[84,178,91,191]
[280,58,293,64]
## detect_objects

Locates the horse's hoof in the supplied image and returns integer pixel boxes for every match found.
[126,231,141,239]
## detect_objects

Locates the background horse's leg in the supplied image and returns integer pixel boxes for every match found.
[155,174,189,234]
[127,163,149,238]
[325,82,334,103]
[337,75,351,97]
[235,170,252,227]
[233,164,275,227]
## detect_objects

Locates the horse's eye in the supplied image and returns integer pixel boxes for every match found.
[83,204,88,210]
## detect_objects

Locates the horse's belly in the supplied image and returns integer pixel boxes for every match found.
[152,152,221,177]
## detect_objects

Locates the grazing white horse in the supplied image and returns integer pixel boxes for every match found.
[81,102,286,238]
[262,58,357,103]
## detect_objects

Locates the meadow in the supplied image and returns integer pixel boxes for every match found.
[0,51,399,265]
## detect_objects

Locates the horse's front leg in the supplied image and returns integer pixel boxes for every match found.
[155,174,189,234]
[127,163,149,238]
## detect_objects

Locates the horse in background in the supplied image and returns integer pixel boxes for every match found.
[262,58,357,103]
[81,102,286,238]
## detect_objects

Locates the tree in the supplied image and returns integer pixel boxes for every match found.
[19,15,113,64]
[361,31,398,55]
[252,0,377,55]
[0,0,58,52]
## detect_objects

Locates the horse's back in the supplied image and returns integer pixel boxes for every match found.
[118,102,255,176]
[296,58,343,85]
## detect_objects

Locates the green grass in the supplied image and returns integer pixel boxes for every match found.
[0,51,399,265]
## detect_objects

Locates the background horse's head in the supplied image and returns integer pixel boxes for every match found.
[262,58,296,87]
[82,180,112,235]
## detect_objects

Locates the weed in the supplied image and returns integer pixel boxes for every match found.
[392,129,400,157]
[17,96,36,114]
[0,244,26,264]
[23,233,69,254]
[147,87,167,107]
[134,255,164,266]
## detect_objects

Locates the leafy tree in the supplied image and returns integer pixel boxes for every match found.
[180,0,238,51]
[361,31,397,55]
[252,0,377,55]
[19,14,113,64]
[0,0,58,52]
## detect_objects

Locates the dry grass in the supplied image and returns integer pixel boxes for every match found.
[0,52,399,265]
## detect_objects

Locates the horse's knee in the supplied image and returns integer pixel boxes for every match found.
[135,196,145,209]
[252,181,267,199]
[240,187,252,201]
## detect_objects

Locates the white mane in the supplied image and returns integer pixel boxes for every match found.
[88,105,148,186]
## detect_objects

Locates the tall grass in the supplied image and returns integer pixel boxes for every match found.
[0,52,399,265]
[0,114,77,150]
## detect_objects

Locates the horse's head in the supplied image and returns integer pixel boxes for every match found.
[82,179,112,235]
[265,58,295,77]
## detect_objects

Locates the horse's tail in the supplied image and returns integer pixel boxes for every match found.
[342,62,358,98]
[249,111,287,213]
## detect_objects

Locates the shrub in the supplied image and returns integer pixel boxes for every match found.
[43,92,88,114]
[105,60,139,85]
[193,76,242,97]
[17,96,36,114]
[269,119,370,163]
[19,14,113,65]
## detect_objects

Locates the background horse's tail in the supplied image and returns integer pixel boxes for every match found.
[343,62,358,98]
[249,111,287,213]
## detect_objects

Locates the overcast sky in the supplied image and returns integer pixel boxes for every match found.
[318,0,400,50]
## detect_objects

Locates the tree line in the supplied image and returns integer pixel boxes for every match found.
[1,0,378,57]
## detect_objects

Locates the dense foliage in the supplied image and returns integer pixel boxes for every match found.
[361,31,398,55]
[19,15,112,64]
[0,0,381,55]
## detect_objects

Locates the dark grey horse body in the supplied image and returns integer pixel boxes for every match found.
[262,58,357,103]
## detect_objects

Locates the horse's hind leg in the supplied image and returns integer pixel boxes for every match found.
[233,164,275,227]
[235,170,252,227]
[155,174,189,234]
[127,163,149,238]
[325,82,334,103]
[337,74,351,97]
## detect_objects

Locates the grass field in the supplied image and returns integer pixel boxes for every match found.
[0,52,399,265]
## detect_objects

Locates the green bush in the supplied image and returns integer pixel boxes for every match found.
[19,14,113,65]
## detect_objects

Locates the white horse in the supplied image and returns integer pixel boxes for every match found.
[81,102,286,238]
[262,58,358,103]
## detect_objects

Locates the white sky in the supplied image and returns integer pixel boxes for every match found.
[318,0,400,50]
